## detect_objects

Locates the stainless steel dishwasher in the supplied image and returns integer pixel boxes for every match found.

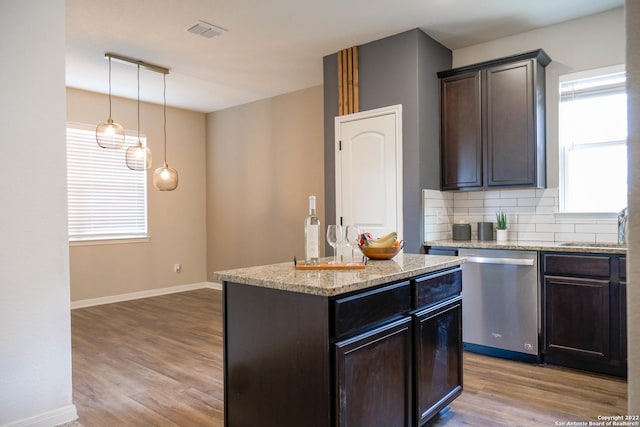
[459,248,540,361]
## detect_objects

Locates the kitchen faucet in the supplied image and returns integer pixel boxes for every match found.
[618,207,628,244]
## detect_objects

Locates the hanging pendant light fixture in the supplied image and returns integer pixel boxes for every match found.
[125,64,152,171]
[153,73,179,191]
[96,56,125,149]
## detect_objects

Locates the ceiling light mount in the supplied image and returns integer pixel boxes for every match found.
[187,20,227,39]
[96,51,178,188]
[105,52,169,75]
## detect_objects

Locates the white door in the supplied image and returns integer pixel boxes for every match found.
[335,105,402,240]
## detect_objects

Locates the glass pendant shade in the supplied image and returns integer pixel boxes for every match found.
[125,141,152,171]
[153,73,179,191]
[96,56,124,149]
[153,163,179,191]
[96,119,125,149]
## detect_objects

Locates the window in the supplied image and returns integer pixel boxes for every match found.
[559,65,627,213]
[66,123,148,242]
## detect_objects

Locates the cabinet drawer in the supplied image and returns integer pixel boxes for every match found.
[413,268,462,309]
[427,247,458,256]
[543,254,610,278]
[333,281,411,339]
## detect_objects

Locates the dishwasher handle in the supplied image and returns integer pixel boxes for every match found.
[464,256,534,266]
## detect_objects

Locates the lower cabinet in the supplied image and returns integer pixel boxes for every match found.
[542,252,627,377]
[333,268,463,427]
[619,257,627,365]
[544,275,610,361]
[414,297,463,425]
[620,282,627,364]
[335,317,413,427]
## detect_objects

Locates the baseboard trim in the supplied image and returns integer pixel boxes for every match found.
[2,404,78,427]
[71,282,222,309]
[205,281,222,291]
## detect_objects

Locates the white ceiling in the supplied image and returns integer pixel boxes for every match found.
[66,0,624,113]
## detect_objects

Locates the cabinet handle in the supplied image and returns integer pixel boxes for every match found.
[464,256,534,266]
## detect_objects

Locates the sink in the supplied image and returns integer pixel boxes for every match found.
[558,242,627,249]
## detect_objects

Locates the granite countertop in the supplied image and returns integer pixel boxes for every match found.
[425,239,627,254]
[213,253,463,297]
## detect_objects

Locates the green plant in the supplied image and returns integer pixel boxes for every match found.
[496,211,507,230]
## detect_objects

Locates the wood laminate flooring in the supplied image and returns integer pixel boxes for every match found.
[71,288,627,426]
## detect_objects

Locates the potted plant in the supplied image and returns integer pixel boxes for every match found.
[496,211,508,242]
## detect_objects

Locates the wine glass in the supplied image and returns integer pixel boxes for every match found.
[326,225,343,264]
[345,225,361,264]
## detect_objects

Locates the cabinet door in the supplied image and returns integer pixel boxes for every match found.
[485,59,537,187]
[618,258,627,365]
[335,317,412,427]
[620,282,627,363]
[543,275,610,360]
[440,72,482,190]
[414,297,463,426]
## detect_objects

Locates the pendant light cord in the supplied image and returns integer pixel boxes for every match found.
[108,57,113,119]
[137,64,141,144]
[163,73,167,164]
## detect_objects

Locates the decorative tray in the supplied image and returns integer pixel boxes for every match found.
[294,260,366,270]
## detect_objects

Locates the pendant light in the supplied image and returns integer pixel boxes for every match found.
[125,64,152,170]
[96,56,125,149]
[153,73,179,191]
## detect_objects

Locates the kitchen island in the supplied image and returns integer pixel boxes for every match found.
[213,253,464,427]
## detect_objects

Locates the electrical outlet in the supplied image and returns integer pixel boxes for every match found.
[436,209,444,224]
[174,263,181,273]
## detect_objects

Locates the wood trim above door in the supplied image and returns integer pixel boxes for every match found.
[338,47,359,116]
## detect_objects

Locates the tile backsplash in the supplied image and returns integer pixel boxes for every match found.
[423,188,618,243]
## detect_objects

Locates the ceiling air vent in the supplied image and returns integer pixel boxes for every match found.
[187,20,227,39]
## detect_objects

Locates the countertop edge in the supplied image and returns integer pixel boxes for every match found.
[213,256,464,297]
[424,240,626,254]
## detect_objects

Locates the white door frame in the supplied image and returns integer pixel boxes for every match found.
[334,104,403,238]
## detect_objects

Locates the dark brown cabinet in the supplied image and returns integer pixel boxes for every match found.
[438,50,550,191]
[440,72,482,189]
[544,275,611,360]
[541,252,627,377]
[619,257,627,364]
[335,317,413,427]
[333,268,463,427]
[414,297,462,425]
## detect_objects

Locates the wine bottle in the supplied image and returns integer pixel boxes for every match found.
[304,196,320,265]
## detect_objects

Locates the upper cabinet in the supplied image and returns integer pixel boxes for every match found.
[438,49,551,191]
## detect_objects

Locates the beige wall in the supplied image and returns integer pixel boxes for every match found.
[206,85,324,275]
[66,88,207,302]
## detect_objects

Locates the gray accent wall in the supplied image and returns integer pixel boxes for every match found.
[323,29,451,253]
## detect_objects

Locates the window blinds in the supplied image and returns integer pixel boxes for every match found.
[66,123,148,241]
[560,71,626,101]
